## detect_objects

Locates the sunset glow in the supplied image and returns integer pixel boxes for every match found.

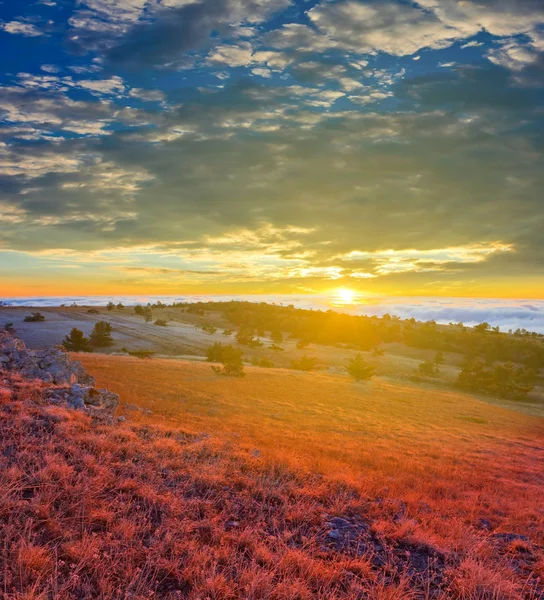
[0,1,542,299]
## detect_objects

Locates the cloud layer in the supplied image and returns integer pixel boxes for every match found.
[0,0,543,297]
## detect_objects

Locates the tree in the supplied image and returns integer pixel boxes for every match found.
[209,344,245,377]
[236,327,262,347]
[142,307,153,323]
[106,302,115,311]
[434,351,444,365]
[418,360,439,377]
[90,321,113,347]
[117,303,125,311]
[474,322,490,334]
[62,328,91,352]
[296,339,309,349]
[154,319,168,327]
[270,329,283,343]
[346,354,375,381]
[134,305,145,316]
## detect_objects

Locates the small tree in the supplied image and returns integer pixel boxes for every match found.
[90,321,113,347]
[210,345,245,377]
[117,303,125,311]
[296,339,309,349]
[346,354,375,381]
[143,307,153,323]
[62,328,91,352]
[270,329,283,343]
[434,351,444,365]
[106,302,115,311]
[134,305,145,316]
[418,360,439,377]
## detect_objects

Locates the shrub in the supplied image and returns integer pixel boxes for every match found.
[116,303,124,311]
[128,350,155,359]
[457,360,534,400]
[134,305,145,316]
[251,357,274,368]
[290,355,317,371]
[210,344,245,377]
[62,328,92,352]
[106,302,115,311]
[270,329,283,343]
[296,339,309,349]
[154,319,168,327]
[418,360,439,377]
[24,312,45,322]
[90,321,113,347]
[346,354,375,381]
[236,327,262,347]
[87,308,99,314]
[4,322,15,334]
[201,323,217,334]
[434,351,444,364]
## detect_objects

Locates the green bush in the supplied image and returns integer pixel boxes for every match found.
[346,354,375,381]
[62,328,92,352]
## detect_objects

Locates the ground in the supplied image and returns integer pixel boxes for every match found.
[1,305,543,598]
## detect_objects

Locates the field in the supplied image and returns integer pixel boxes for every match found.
[2,304,544,598]
[78,354,543,597]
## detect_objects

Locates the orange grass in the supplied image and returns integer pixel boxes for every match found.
[1,356,543,599]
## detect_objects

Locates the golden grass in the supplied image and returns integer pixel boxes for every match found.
[79,356,544,548]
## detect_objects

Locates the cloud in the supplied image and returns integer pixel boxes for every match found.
[104,0,291,69]
[128,88,165,102]
[2,21,44,36]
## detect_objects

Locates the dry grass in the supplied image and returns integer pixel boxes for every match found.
[1,356,543,599]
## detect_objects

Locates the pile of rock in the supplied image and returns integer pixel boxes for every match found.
[0,331,119,421]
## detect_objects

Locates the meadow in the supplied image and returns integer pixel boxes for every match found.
[1,303,543,599]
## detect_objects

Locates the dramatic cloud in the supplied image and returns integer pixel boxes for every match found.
[0,0,543,298]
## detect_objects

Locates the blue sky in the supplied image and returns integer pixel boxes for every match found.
[0,0,543,297]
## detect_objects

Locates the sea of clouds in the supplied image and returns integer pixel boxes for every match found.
[2,295,544,334]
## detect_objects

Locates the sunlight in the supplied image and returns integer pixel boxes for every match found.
[334,287,357,305]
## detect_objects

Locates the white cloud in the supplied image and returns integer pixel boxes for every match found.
[2,21,44,37]
[129,88,165,102]
[207,42,254,67]
[77,76,125,95]
[487,39,540,71]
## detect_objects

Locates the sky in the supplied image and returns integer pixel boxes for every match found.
[0,0,543,299]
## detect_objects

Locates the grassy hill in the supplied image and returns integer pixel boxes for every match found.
[1,353,533,599]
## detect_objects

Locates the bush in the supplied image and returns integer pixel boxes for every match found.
[134,305,145,316]
[236,327,262,347]
[201,323,217,334]
[4,322,15,334]
[346,354,375,381]
[87,308,99,314]
[270,329,283,343]
[154,319,168,327]
[116,303,124,311]
[209,344,245,377]
[62,328,92,352]
[290,355,317,371]
[251,357,274,368]
[457,359,534,400]
[106,302,115,311]
[418,360,439,377]
[90,321,113,347]
[296,339,309,349]
[24,312,45,322]
[269,344,284,353]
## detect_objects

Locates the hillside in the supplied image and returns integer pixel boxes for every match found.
[1,349,542,599]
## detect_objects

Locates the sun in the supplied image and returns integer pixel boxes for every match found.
[334,287,357,305]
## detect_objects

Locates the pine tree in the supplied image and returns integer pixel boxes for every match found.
[90,321,113,347]
[62,328,91,352]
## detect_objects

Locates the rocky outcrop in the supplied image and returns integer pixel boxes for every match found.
[0,331,95,385]
[0,331,119,421]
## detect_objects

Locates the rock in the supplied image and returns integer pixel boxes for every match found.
[327,529,342,540]
[123,403,140,411]
[117,416,127,423]
[1,332,118,421]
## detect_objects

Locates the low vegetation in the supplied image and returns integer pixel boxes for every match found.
[24,312,45,322]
